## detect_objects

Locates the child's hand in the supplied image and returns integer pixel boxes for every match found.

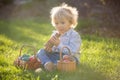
[45,43,52,52]
[44,45,52,52]
[50,35,60,46]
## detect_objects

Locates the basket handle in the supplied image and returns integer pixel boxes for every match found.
[60,46,72,62]
[19,44,37,58]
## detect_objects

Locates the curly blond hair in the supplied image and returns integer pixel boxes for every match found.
[50,3,78,28]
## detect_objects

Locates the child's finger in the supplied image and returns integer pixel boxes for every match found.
[45,47,50,52]
[49,38,55,43]
[46,47,52,52]
[52,36,59,42]
[53,36,57,39]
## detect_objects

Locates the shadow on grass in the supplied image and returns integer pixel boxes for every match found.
[76,63,106,80]
[59,63,106,80]
[30,63,107,80]
[0,19,54,43]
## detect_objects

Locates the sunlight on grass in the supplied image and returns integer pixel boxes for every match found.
[16,26,48,42]
[80,35,120,80]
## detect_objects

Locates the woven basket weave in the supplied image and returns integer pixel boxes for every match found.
[57,46,76,72]
[14,44,41,70]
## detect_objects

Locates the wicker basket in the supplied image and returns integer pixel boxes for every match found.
[14,44,41,70]
[57,46,76,72]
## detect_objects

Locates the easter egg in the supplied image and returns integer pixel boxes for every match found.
[63,60,70,63]
[29,56,34,61]
[63,55,70,60]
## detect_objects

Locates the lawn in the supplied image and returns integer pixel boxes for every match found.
[0,19,120,80]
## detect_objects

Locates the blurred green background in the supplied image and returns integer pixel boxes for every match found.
[0,0,120,38]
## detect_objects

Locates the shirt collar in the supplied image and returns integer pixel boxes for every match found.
[62,28,73,36]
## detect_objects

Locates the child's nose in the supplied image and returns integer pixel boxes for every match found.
[58,23,64,28]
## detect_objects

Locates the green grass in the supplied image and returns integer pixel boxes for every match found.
[0,19,120,80]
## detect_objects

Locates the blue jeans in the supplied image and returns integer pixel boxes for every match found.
[36,49,60,65]
[36,48,79,65]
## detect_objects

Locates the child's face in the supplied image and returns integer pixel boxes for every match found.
[54,17,72,34]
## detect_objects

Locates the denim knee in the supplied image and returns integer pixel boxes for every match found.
[36,48,52,65]
[36,49,46,58]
